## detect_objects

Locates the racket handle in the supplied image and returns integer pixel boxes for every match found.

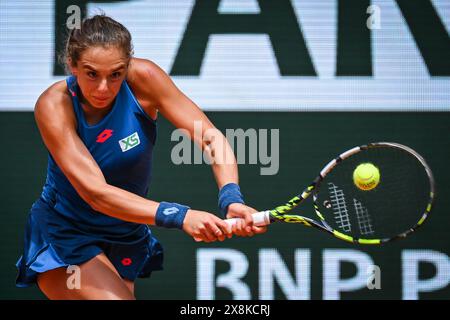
[224,210,272,233]
[194,211,271,242]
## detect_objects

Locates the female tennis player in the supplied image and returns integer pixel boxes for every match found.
[15,14,266,300]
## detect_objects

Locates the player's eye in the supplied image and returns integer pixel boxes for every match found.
[111,72,121,79]
[87,71,97,79]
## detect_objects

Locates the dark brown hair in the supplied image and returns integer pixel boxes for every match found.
[61,14,133,73]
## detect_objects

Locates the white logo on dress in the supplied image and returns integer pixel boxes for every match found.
[119,132,140,152]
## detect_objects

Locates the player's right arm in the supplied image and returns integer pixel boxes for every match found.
[33,81,230,242]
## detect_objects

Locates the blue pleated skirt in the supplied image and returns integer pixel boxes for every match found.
[16,197,163,287]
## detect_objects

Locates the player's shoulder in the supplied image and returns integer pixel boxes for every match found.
[128,57,162,77]
[34,79,75,123]
[36,80,71,109]
[127,57,168,88]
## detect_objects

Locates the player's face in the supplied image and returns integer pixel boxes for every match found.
[70,46,129,109]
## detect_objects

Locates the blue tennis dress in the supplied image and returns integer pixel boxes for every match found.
[16,76,163,287]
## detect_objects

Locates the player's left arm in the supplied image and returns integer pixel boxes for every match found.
[128,58,266,236]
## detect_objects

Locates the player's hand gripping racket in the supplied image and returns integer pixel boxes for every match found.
[221,142,435,245]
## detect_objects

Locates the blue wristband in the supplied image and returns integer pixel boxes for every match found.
[155,202,190,229]
[218,183,245,217]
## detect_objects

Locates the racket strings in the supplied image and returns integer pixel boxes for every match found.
[327,182,352,232]
[352,198,374,235]
[315,146,431,240]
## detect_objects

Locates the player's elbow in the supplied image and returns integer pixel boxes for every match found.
[79,182,110,212]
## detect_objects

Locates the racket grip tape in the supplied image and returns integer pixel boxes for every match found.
[224,210,271,233]
[193,211,271,242]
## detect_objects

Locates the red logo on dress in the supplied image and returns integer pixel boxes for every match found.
[96,129,113,143]
[121,258,133,266]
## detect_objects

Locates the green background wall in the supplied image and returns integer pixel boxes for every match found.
[0,111,448,299]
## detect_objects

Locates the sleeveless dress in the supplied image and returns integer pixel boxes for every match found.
[16,76,163,287]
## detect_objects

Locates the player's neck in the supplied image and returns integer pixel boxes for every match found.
[79,94,115,126]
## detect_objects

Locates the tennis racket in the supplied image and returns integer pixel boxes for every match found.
[222,142,435,245]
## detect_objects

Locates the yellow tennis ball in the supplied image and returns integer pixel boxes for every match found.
[353,163,380,191]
